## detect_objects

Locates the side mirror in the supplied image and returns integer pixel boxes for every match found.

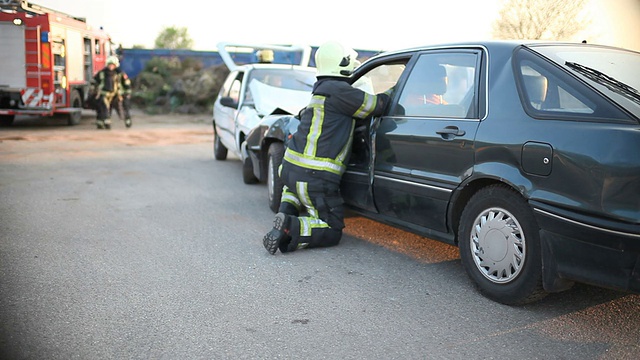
[220,96,238,109]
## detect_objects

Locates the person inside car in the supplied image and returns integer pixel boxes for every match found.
[401,64,448,106]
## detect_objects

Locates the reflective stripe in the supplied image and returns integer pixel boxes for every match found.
[285,149,345,175]
[299,217,330,237]
[304,95,325,157]
[281,186,301,208]
[296,182,318,219]
[353,93,378,119]
[336,121,355,164]
[297,181,328,236]
[309,96,324,106]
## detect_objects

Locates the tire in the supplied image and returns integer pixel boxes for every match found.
[458,184,546,305]
[213,127,228,160]
[267,142,285,213]
[242,144,259,184]
[0,115,14,127]
[67,90,82,126]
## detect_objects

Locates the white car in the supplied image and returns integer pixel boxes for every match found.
[212,43,316,184]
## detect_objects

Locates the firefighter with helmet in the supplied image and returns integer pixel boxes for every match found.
[262,41,392,254]
[93,55,121,129]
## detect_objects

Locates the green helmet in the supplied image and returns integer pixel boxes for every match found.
[315,41,358,77]
[106,55,120,67]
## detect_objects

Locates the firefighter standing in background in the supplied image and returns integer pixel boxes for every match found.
[110,66,133,128]
[93,55,120,129]
[262,41,392,255]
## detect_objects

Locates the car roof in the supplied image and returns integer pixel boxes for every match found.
[365,40,633,62]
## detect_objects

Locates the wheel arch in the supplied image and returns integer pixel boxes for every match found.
[449,172,532,247]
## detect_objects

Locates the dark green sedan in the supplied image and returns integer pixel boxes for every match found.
[243,41,640,305]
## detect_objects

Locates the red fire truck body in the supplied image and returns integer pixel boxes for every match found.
[0,0,114,126]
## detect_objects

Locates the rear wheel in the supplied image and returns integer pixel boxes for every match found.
[267,142,285,213]
[458,184,546,305]
[213,127,228,160]
[67,90,82,125]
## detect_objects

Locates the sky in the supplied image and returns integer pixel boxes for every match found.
[31,0,640,52]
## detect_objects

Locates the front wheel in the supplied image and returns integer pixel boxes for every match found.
[267,142,285,213]
[458,184,546,305]
[213,126,228,160]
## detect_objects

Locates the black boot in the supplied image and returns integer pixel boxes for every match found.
[263,213,290,255]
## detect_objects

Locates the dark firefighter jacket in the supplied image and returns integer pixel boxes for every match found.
[283,77,390,184]
[116,68,132,96]
[93,68,120,96]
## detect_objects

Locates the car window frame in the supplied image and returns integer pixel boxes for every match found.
[389,48,483,120]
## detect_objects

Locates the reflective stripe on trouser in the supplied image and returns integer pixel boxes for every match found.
[96,92,117,121]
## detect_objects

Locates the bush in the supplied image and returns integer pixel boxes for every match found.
[131,57,229,114]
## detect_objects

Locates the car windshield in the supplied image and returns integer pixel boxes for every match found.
[531,45,640,118]
[246,69,315,92]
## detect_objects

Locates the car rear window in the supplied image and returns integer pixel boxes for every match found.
[514,47,636,123]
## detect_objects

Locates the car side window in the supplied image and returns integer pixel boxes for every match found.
[229,78,242,103]
[395,53,478,119]
[518,61,595,115]
[218,71,244,104]
[514,49,631,122]
[354,63,406,95]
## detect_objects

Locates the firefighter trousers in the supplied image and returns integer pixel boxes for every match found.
[96,92,117,121]
[278,164,345,251]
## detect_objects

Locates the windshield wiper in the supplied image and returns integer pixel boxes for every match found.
[565,61,640,106]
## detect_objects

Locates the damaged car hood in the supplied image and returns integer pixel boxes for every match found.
[249,79,312,116]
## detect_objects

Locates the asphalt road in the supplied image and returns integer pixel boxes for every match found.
[1,111,639,359]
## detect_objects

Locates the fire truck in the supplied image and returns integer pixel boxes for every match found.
[0,0,115,126]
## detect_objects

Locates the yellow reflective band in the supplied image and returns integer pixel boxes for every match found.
[304,95,325,156]
[281,190,301,208]
[309,96,324,106]
[285,149,345,175]
[353,93,377,119]
[336,121,355,163]
[296,182,319,219]
[299,217,330,237]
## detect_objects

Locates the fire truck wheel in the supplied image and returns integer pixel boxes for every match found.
[0,115,15,127]
[67,111,81,126]
[67,91,82,126]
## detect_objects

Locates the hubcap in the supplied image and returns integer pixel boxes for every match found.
[470,207,525,284]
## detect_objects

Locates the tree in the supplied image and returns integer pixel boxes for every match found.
[154,26,194,49]
[492,0,590,40]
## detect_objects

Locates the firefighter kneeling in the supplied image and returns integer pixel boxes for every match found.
[262,41,392,254]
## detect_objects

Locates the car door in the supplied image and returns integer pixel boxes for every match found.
[342,56,410,213]
[214,70,244,150]
[372,50,483,234]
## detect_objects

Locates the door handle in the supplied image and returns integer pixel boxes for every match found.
[436,126,466,137]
